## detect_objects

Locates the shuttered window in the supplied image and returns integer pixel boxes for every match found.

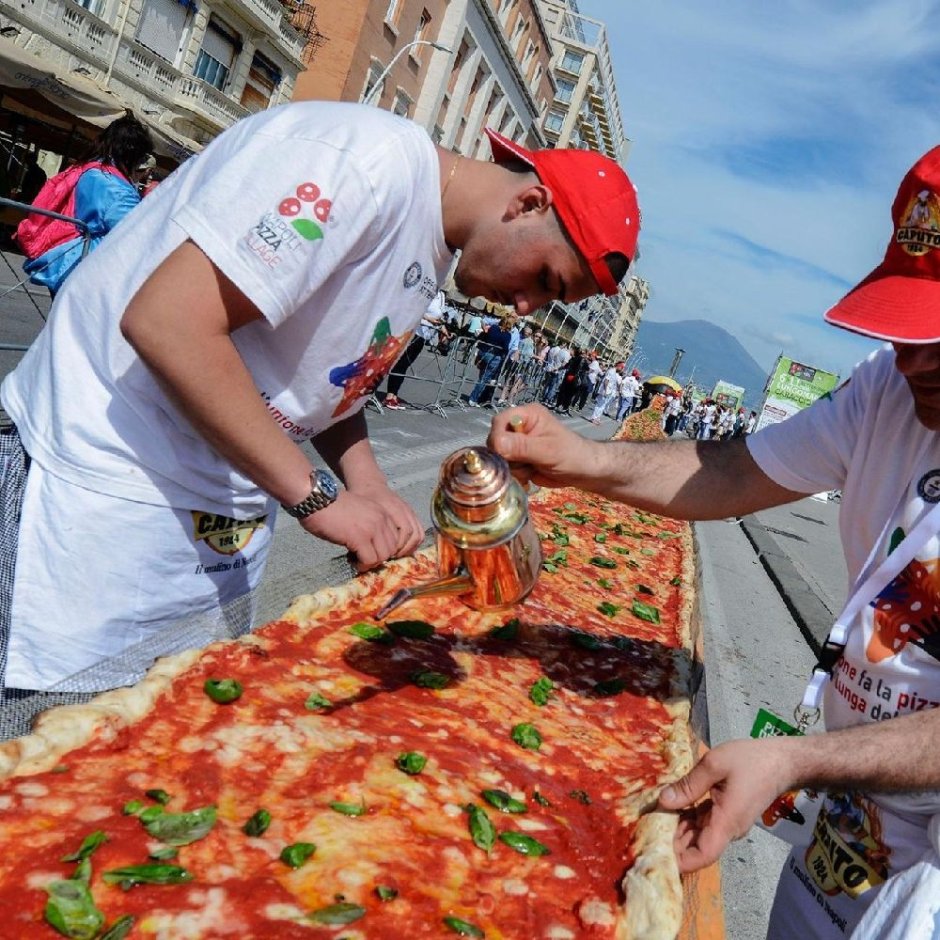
[194,17,239,90]
[136,0,189,63]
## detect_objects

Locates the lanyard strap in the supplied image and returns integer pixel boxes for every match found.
[799,499,940,719]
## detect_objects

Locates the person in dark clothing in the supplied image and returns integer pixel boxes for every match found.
[574,355,594,411]
[554,345,584,414]
[469,316,514,406]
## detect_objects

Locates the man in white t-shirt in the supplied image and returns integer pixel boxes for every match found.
[489,144,940,938]
[0,103,641,694]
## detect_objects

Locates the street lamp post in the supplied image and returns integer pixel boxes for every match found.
[361,40,452,107]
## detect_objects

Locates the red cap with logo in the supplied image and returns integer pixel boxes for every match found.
[825,145,940,343]
[485,128,640,296]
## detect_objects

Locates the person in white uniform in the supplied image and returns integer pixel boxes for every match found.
[0,103,640,695]
[488,143,940,938]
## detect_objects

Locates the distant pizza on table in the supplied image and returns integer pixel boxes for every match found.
[0,412,695,940]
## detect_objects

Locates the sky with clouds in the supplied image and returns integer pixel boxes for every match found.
[575,0,940,378]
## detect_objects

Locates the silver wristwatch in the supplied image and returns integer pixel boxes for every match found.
[281,469,339,519]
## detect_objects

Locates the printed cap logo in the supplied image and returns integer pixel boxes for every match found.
[191,512,267,555]
[896,189,940,256]
[403,262,422,289]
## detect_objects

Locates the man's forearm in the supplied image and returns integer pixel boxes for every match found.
[311,411,385,489]
[584,438,803,520]
[782,707,940,794]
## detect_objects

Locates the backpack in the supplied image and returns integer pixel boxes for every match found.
[14,161,119,260]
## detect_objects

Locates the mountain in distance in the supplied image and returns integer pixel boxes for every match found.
[632,318,770,408]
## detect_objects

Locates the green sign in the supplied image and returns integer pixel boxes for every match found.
[756,357,840,430]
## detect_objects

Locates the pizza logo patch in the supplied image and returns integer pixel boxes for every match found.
[804,791,889,900]
[242,180,333,270]
[328,317,410,417]
[869,535,940,663]
[191,512,267,556]
[403,262,422,289]
[897,188,940,256]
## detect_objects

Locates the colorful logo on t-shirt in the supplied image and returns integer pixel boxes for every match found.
[869,531,940,663]
[328,317,410,417]
[897,188,940,256]
[191,512,267,556]
[242,180,333,270]
[804,791,889,900]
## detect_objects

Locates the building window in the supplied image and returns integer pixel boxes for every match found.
[544,110,564,133]
[362,59,385,104]
[74,0,104,15]
[560,49,584,75]
[410,9,431,59]
[510,16,526,48]
[554,77,575,104]
[194,16,240,91]
[136,0,193,64]
[521,40,535,71]
[447,39,468,95]
[385,0,402,29]
[392,90,412,118]
[498,0,515,25]
[240,51,281,113]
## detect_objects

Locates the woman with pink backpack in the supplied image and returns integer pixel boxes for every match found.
[17,115,154,296]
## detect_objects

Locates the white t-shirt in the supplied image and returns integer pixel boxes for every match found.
[2,102,451,519]
[750,345,940,934]
[599,367,620,397]
[619,374,640,398]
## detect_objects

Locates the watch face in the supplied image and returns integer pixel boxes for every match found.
[315,470,339,502]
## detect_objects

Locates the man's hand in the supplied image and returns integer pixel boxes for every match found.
[347,478,425,560]
[487,404,604,489]
[299,490,421,572]
[657,738,794,873]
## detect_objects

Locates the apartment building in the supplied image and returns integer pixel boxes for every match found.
[0,0,318,165]
[293,0,554,153]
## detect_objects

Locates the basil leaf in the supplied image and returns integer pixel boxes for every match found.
[122,800,144,816]
[304,691,332,710]
[511,723,542,750]
[142,805,216,845]
[203,678,243,704]
[138,805,163,824]
[532,790,551,807]
[589,556,617,569]
[61,830,108,863]
[280,842,317,868]
[489,618,519,641]
[635,511,658,525]
[309,902,366,925]
[657,531,680,540]
[481,789,527,814]
[330,801,366,816]
[670,575,682,586]
[411,670,450,689]
[467,805,495,854]
[148,847,178,861]
[542,563,558,574]
[542,549,568,568]
[145,789,172,806]
[631,600,661,624]
[100,916,135,940]
[597,577,614,590]
[593,533,607,543]
[569,789,592,805]
[597,601,620,617]
[594,677,628,697]
[636,584,655,595]
[71,858,91,886]
[386,619,435,639]
[102,864,193,889]
[640,548,656,556]
[498,831,551,856]
[348,622,394,644]
[443,915,485,937]
[529,676,554,707]
[571,631,602,650]
[611,546,631,555]
[561,510,589,524]
[44,879,105,939]
[375,884,398,902]
[395,751,427,775]
[242,809,271,837]
[563,501,577,510]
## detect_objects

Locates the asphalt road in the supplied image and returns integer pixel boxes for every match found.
[0,260,849,939]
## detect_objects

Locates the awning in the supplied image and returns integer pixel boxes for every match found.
[0,38,199,163]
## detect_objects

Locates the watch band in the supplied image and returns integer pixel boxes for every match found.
[281,470,337,519]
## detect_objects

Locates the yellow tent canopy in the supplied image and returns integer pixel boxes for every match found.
[644,375,683,392]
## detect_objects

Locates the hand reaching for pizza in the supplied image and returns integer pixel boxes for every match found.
[347,478,426,559]
[299,489,422,572]
[657,737,795,873]
[488,404,604,489]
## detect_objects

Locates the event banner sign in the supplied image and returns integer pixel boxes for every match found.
[755,357,840,431]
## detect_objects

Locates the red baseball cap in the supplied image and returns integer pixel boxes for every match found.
[485,128,639,296]
[825,145,940,343]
